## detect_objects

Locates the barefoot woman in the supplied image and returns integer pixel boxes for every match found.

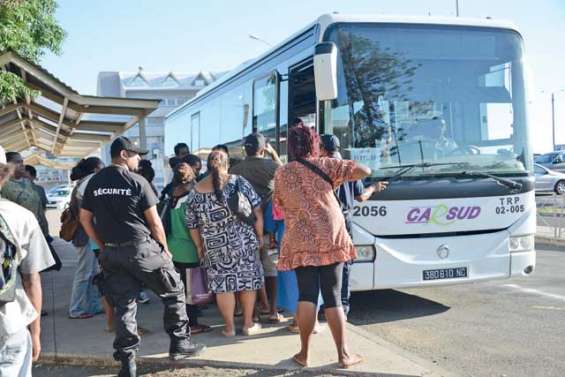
[273,125,370,368]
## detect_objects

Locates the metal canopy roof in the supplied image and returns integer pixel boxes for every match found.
[0,51,160,157]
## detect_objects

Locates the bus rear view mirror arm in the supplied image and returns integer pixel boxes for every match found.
[314,42,338,101]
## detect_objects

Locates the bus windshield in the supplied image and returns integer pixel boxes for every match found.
[323,23,532,179]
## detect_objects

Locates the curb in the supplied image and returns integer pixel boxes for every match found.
[345,324,455,377]
[38,349,420,377]
[38,323,445,377]
[535,236,565,247]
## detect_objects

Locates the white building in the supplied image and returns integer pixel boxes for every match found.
[97,68,222,190]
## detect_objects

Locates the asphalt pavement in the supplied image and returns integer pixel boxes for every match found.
[348,242,565,377]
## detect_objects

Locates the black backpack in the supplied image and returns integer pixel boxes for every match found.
[0,213,19,306]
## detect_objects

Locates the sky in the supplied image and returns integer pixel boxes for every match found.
[40,0,564,153]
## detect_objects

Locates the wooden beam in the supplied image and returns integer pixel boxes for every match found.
[0,117,27,130]
[52,97,68,152]
[75,120,124,134]
[69,132,111,143]
[0,103,20,117]
[26,82,67,105]
[69,103,146,116]
[24,102,72,125]
[5,141,29,151]
[2,130,33,145]
[15,108,35,146]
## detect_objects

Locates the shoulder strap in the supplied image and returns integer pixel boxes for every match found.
[0,213,17,248]
[296,158,342,206]
[296,158,334,187]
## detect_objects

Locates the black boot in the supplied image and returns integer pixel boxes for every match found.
[169,339,206,360]
[118,358,136,377]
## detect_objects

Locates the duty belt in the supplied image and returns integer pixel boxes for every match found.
[104,240,138,248]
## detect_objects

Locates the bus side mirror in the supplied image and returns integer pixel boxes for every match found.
[314,42,338,101]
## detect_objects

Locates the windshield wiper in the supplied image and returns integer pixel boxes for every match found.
[382,162,472,181]
[458,171,523,191]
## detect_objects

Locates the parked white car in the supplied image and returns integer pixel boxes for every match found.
[534,164,565,195]
[46,186,73,209]
[534,151,565,173]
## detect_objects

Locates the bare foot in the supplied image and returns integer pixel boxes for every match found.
[338,353,363,369]
[292,352,308,367]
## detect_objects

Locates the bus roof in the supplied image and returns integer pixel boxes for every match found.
[167,13,520,120]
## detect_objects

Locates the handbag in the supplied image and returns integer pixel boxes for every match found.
[59,185,80,242]
[227,176,256,226]
[158,197,173,235]
[185,267,214,306]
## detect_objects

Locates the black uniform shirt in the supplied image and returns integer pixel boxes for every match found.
[82,165,158,244]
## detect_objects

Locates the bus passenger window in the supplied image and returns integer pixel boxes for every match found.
[253,74,277,142]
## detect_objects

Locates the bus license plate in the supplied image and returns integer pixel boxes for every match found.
[423,267,468,281]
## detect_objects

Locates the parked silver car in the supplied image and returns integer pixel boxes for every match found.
[534,151,565,173]
[534,164,565,195]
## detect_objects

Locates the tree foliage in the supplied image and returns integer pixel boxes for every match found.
[337,30,419,149]
[0,0,65,104]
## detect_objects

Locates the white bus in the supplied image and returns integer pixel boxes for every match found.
[165,14,535,291]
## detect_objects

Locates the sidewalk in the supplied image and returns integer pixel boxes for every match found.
[536,225,565,246]
[39,237,446,377]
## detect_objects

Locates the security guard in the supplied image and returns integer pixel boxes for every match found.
[79,136,205,377]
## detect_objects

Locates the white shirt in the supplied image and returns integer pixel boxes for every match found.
[0,198,54,341]
[76,173,94,201]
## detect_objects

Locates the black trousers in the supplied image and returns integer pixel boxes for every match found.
[99,238,190,361]
[174,261,201,326]
[295,263,344,309]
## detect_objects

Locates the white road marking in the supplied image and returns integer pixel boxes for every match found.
[531,305,565,311]
[503,284,565,302]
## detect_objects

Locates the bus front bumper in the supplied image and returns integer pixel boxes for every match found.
[349,229,536,291]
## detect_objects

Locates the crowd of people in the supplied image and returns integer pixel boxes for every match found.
[0,117,388,377]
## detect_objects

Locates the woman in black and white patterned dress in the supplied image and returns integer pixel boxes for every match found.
[186,150,264,337]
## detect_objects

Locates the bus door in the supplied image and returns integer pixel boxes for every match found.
[288,59,316,128]
[276,59,316,160]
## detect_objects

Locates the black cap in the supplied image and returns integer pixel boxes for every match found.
[110,136,148,157]
[320,134,340,152]
[244,133,267,150]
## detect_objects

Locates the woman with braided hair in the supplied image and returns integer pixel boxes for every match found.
[186,150,264,337]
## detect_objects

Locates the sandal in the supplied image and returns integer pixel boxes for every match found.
[287,324,300,333]
[268,313,283,323]
[338,354,364,369]
[190,324,212,334]
[292,353,308,367]
[69,313,94,319]
[222,329,236,337]
[242,323,261,336]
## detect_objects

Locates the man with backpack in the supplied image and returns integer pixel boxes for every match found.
[0,146,54,376]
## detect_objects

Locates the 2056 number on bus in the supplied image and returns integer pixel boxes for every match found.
[352,206,387,217]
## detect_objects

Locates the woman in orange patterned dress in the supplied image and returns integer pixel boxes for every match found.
[273,125,371,368]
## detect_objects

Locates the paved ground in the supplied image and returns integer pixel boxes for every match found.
[32,363,343,377]
[38,210,442,377]
[348,243,565,377]
[39,206,565,377]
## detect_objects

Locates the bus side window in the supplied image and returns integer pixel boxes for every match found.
[253,73,277,142]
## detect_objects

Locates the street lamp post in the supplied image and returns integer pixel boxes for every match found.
[455,0,460,17]
[249,34,272,47]
[552,92,556,151]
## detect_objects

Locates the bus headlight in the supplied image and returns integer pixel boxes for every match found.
[509,235,534,252]
[355,245,376,263]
